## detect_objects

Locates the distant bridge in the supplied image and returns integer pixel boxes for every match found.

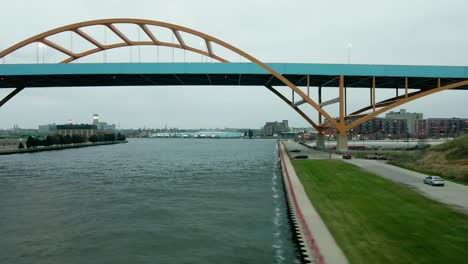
[1,18,467,150]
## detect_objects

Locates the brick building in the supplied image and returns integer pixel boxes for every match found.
[56,124,97,139]
[417,118,468,138]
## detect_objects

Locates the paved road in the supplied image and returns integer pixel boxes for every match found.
[344,158,468,213]
[282,140,330,160]
[283,140,468,214]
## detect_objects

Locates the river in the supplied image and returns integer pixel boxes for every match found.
[0,138,300,263]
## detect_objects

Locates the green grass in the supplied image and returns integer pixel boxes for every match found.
[345,138,468,184]
[292,160,468,264]
[432,135,468,160]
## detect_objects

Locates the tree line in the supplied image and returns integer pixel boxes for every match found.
[20,132,126,149]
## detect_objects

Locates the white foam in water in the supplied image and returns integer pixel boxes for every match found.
[272,146,286,264]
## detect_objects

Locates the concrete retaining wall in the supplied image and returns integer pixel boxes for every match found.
[278,141,348,264]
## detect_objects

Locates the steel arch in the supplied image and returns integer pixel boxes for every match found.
[0,18,338,132]
[345,79,468,130]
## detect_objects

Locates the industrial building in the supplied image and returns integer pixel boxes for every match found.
[56,124,97,138]
[38,114,116,139]
[263,120,289,137]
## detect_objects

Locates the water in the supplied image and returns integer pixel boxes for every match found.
[0,139,300,263]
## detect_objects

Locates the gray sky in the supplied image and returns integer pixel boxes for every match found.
[0,0,467,129]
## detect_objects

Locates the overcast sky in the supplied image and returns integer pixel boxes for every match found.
[0,0,467,129]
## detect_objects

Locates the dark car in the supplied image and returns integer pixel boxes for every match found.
[290,149,301,153]
[342,153,352,159]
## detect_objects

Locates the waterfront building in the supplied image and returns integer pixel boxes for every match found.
[93,114,99,125]
[56,124,97,139]
[325,117,407,140]
[385,109,423,136]
[92,114,116,132]
[38,114,116,138]
[263,120,289,137]
[381,118,408,139]
[417,118,467,138]
[38,124,57,134]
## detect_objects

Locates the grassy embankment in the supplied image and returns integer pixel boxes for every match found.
[350,135,468,185]
[390,135,468,185]
[293,159,468,264]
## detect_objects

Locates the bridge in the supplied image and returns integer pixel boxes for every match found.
[1,18,467,150]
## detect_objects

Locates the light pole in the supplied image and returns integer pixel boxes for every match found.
[37,43,45,63]
[36,43,39,63]
[347,43,352,64]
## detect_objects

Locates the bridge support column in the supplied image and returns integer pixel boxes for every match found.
[336,132,348,152]
[316,132,325,149]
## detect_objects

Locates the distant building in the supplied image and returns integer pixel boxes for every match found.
[347,118,407,140]
[38,124,57,134]
[417,118,467,138]
[263,120,289,136]
[93,114,99,125]
[97,123,116,131]
[92,114,116,132]
[38,114,115,137]
[56,124,97,138]
[321,109,466,140]
[385,109,423,136]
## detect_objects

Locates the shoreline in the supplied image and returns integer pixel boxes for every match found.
[278,140,349,264]
[0,140,127,155]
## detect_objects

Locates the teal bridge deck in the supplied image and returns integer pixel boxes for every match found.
[1,63,468,90]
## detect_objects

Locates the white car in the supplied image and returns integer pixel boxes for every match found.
[423,176,445,186]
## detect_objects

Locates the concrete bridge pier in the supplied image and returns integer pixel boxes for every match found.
[316,133,326,149]
[336,133,348,152]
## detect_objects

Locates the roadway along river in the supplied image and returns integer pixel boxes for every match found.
[0,138,301,264]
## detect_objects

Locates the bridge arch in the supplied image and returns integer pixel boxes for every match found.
[0,18,338,132]
[1,19,467,143]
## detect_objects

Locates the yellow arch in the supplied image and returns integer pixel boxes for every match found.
[5,19,463,135]
[345,79,468,131]
[0,18,339,132]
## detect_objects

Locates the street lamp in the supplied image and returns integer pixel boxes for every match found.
[37,42,45,63]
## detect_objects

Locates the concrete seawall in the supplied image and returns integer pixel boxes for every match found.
[278,141,348,264]
[0,141,127,155]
